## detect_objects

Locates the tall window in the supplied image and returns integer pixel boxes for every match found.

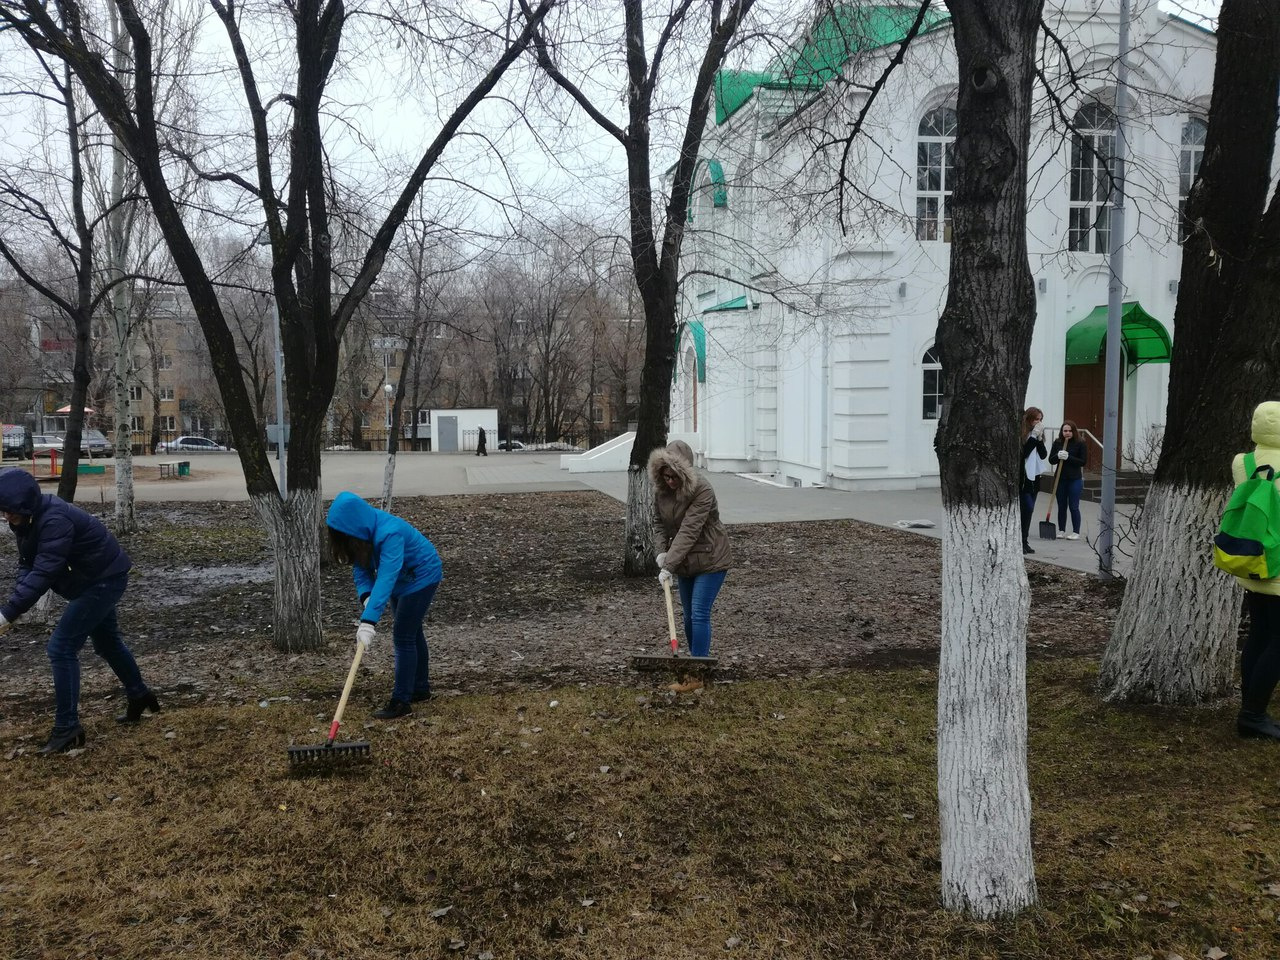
[922,346,943,420]
[1179,117,1207,242]
[159,386,175,401]
[1068,102,1117,253]
[916,106,957,242]
[128,385,144,402]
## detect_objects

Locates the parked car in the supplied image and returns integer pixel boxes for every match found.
[156,435,231,453]
[78,428,113,457]
[2,425,33,460]
[31,434,65,455]
[497,440,525,451]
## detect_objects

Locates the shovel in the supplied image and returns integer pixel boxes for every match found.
[288,640,372,768]
[1038,460,1064,540]
[627,577,718,675]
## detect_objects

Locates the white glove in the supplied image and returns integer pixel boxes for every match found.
[356,623,376,650]
[655,552,668,569]
[657,569,673,586]
[1057,450,1068,461]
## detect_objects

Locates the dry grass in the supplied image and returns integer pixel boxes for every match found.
[2,660,1279,960]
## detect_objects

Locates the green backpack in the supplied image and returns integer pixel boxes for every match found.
[1213,452,1280,580]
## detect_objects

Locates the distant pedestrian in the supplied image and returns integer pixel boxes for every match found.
[1226,402,1280,741]
[1048,419,1088,539]
[0,469,160,754]
[649,440,732,693]
[326,492,444,719]
[1019,406,1047,555]
[476,426,487,456]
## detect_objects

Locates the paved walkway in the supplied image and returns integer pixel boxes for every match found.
[78,451,1133,578]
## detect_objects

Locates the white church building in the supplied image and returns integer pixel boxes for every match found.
[670,1,1216,490]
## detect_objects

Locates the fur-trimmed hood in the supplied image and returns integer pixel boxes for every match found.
[647,440,701,499]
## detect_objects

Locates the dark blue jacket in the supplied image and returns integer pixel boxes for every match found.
[0,469,132,621]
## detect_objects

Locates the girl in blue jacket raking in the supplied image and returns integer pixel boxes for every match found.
[0,468,160,754]
[326,492,443,719]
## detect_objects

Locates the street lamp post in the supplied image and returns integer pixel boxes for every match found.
[384,381,394,451]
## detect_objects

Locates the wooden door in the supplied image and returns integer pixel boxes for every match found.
[1062,362,1121,471]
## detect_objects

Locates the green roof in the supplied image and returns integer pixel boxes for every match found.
[673,320,706,383]
[715,4,951,125]
[703,295,749,313]
[1064,301,1172,367]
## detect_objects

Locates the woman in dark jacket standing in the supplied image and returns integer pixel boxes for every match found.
[0,469,159,754]
[1019,407,1048,555]
[648,440,732,692]
[1048,419,1088,539]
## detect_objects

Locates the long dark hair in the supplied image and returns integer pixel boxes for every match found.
[1058,419,1080,446]
[328,527,373,568]
[1021,406,1043,437]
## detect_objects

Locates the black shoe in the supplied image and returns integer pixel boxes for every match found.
[373,698,412,720]
[411,690,432,703]
[116,691,161,724]
[1023,543,1035,554]
[1236,711,1280,740]
[38,725,86,754]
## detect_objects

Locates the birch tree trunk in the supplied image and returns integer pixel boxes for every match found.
[1100,0,1280,704]
[934,0,1044,918]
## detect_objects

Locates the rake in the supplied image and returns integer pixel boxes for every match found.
[628,577,718,676]
[288,639,372,768]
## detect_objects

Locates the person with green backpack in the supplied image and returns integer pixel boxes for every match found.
[1214,401,1280,740]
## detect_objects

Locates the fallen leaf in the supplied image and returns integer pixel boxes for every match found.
[580,898,595,907]
[1205,949,1229,960]
[725,936,742,949]
[1263,883,1280,898]
[277,804,287,812]
[430,906,452,919]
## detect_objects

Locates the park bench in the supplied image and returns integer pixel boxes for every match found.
[159,460,190,479]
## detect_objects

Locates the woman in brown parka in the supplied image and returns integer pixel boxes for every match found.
[648,440,732,690]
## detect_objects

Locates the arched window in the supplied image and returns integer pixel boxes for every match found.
[1179,117,1207,243]
[916,106,957,242]
[1068,101,1117,253]
[922,346,943,420]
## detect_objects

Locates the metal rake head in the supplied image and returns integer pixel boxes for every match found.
[287,740,372,767]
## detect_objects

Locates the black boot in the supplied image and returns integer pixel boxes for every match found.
[38,725,86,754]
[116,691,161,724]
[1236,710,1280,740]
[1023,542,1035,555]
[411,689,432,703]
[373,698,411,720]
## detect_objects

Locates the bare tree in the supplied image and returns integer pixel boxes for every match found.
[931,0,1045,918]
[0,0,556,651]
[526,0,759,573]
[1100,0,1280,705]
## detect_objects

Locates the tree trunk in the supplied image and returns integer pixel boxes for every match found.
[1100,483,1240,701]
[1100,0,1280,704]
[934,0,1044,918]
[254,488,322,653]
[109,7,136,533]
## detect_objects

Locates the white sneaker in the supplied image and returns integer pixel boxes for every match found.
[1066,532,1080,540]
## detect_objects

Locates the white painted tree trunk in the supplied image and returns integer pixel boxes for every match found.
[108,2,136,533]
[380,452,396,511]
[253,488,323,652]
[938,504,1038,918]
[1099,481,1239,704]
[623,465,658,574]
[25,592,55,626]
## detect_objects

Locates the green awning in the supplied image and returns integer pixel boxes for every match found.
[703,295,748,313]
[1064,301,1172,367]
[673,320,706,384]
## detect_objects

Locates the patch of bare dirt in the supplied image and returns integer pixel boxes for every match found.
[0,492,1120,720]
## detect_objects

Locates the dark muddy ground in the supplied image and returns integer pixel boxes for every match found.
[0,491,1122,722]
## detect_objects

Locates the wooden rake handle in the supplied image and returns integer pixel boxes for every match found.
[1043,460,1064,521]
[662,578,679,654]
[326,640,365,747]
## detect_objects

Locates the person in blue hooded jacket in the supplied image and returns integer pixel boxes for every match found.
[0,468,159,754]
[326,492,443,719]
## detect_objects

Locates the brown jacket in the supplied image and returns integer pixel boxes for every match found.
[648,440,732,576]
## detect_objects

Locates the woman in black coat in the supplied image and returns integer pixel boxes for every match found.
[1019,406,1047,555]
[1048,419,1089,539]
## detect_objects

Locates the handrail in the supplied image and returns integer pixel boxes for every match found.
[1078,427,1104,450]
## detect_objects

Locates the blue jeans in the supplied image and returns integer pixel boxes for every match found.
[1056,476,1083,534]
[676,570,728,658]
[46,573,147,729]
[389,582,439,703]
